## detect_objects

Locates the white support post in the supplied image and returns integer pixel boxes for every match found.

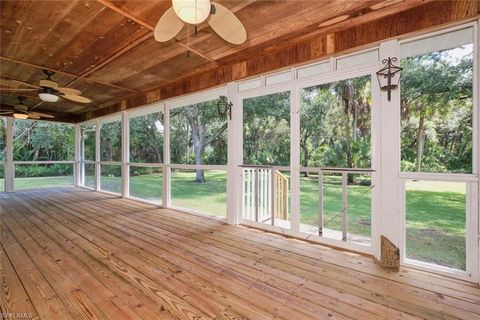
[341,172,348,241]
[318,172,323,236]
[5,118,14,192]
[378,39,401,256]
[95,119,101,191]
[226,82,240,225]
[162,102,171,207]
[290,87,300,233]
[74,124,81,187]
[121,111,129,198]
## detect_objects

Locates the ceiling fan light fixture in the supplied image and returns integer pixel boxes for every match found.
[172,0,211,24]
[13,113,28,120]
[39,92,59,102]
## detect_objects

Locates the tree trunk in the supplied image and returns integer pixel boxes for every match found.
[415,112,425,172]
[33,148,39,161]
[191,122,206,183]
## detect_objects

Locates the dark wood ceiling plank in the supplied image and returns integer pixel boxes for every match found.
[96,0,218,65]
[113,53,211,91]
[0,55,138,93]
[49,11,149,75]
[81,0,479,121]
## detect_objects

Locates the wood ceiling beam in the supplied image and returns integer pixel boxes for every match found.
[80,0,480,122]
[96,0,219,65]
[0,55,138,93]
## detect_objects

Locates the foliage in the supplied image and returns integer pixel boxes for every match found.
[100,121,121,161]
[15,163,73,177]
[130,113,164,163]
[243,92,291,166]
[11,119,74,161]
[400,45,473,173]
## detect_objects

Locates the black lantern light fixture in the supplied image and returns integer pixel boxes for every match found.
[217,95,233,120]
[376,57,403,101]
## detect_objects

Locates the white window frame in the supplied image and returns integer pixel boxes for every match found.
[396,21,479,282]
[68,20,479,283]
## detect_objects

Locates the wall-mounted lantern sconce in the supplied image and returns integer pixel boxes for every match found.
[376,57,403,101]
[217,95,233,120]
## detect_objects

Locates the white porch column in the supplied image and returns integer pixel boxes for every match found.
[5,118,14,192]
[290,81,300,233]
[121,111,129,198]
[74,123,81,187]
[95,119,101,191]
[162,102,171,207]
[227,83,240,225]
[377,39,401,257]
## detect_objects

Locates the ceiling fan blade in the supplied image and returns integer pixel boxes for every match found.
[154,7,185,42]
[0,111,13,115]
[0,77,40,88]
[62,94,92,104]
[30,111,54,119]
[57,87,81,96]
[208,3,247,45]
[0,88,38,91]
[28,113,41,119]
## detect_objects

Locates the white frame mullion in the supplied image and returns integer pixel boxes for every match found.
[163,102,171,207]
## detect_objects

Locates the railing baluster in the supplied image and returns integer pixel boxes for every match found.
[342,172,348,241]
[318,172,323,236]
[254,168,259,222]
[271,169,276,226]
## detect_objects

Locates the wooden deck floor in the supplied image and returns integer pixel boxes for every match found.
[1,188,479,320]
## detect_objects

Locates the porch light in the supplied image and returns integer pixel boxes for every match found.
[217,95,232,120]
[172,0,211,25]
[376,57,403,101]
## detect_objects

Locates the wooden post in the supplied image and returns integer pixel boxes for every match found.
[380,235,400,271]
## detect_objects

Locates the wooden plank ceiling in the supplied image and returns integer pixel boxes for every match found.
[0,0,478,123]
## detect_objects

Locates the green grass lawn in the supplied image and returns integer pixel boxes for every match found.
[300,174,371,237]
[1,172,466,270]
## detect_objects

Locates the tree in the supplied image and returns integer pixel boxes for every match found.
[170,99,227,183]
[400,46,473,172]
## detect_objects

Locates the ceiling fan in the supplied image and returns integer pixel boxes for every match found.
[154,0,247,45]
[0,70,92,104]
[0,97,55,120]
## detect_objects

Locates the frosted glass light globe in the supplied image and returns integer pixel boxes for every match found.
[172,0,211,25]
[39,92,59,102]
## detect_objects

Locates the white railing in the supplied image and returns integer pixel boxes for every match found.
[300,167,374,244]
[242,166,289,225]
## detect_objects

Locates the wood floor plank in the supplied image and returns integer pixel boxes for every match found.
[1,188,479,320]
[20,189,340,320]
[27,188,480,317]
[0,244,38,319]
[61,191,476,320]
